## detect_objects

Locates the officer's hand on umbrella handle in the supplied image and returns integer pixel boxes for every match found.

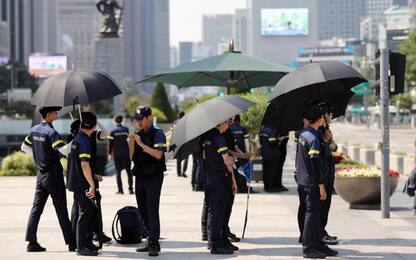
[245,152,254,160]
[86,187,95,199]
[94,175,103,182]
[319,184,327,200]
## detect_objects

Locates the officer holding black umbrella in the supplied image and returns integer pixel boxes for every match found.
[21,106,76,253]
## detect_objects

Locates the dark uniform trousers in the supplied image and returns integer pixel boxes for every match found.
[176,157,188,176]
[297,185,324,252]
[321,177,334,236]
[25,172,73,244]
[277,139,288,187]
[135,175,164,242]
[201,190,209,238]
[114,157,133,192]
[206,179,233,247]
[262,153,280,191]
[71,191,102,243]
[73,190,97,249]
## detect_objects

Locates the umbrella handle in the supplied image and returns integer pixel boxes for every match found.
[78,104,82,122]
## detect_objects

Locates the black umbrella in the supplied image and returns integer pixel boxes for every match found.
[31,70,122,107]
[170,95,256,160]
[262,61,366,132]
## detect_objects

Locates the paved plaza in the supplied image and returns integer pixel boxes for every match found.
[0,143,416,259]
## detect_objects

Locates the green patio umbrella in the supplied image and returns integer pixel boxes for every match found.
[136,41,292,91]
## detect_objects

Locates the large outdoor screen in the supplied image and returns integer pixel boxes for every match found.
[28,55,67,78]
[261,8,309,36]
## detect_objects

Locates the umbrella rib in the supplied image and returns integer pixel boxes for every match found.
[200,71,228,82]
[179,73,203,88]
[240,72,250,89]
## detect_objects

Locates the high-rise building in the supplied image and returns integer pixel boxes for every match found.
[170,46,179,68]
[57,0,99,70]
[0,3,8,57]
[124,0,170,94]
[318,0,365,41]
[1,0,58,64]
[179,41,193,65]
[233,9,248,53]
[202,14,233,55]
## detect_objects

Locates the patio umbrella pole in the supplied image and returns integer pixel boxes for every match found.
[242,178,251,239]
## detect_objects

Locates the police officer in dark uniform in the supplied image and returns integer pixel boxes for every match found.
[172,111,189,178]
[259,125,281,192]
[295,105,337,259]
[108,115,133,194]
[130,105,167,257]
[204,120,237,255]
[21,106,75,252]
[67,112,99,256]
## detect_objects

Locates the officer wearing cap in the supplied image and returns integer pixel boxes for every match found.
[108,115,133,194]
[203,120,236,255]
[21,106,75,252]
[295,105,337,259]
[67,112,99,256]
[130,105,167,257]
[259,125,281,192]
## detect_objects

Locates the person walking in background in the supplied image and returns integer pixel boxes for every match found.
[108,115,133,195]
[259,125,281,192]
[276,132,289,192]
[21,106,76,253]
[172,111,189,178]
[130,105,167,257]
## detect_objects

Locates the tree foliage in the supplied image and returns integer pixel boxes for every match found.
[400,30,416,87]
[0,61,38,93]
[150,82,174,122]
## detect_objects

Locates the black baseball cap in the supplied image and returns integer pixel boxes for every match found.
[304,105,324,122]
[39,106,62,118]
[80,112,97,129]
[134,105,152,120]
[114,114,123,123]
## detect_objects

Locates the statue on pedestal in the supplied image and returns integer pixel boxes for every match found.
[96,0,123,37]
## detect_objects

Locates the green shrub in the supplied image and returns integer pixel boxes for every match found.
[0,152,37,176]
[335,159,369,170]
[152,107,168,122]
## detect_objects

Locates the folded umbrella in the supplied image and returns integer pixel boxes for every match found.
[262,61,366,132]
[32,70,122,107]
[170,95,256,160]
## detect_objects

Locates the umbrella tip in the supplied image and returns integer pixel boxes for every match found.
[229,39,234,52]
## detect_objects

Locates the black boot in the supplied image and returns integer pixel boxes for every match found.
[27,242,46,252]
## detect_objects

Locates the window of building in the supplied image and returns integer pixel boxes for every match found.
[1,0,7,21]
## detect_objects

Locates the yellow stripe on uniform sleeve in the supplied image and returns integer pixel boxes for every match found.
[79,153,91,159]
[217,147,228,153]
[268,137,277,141]
[154,143,167,148]
[107,135,114,140]
[308,150,320,155]
[51,140,64,148]
[25,136,32,145]
[244,134,250,138]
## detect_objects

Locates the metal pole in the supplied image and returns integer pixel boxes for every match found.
[380,49,390,218]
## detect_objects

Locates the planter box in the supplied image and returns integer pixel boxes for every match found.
[335,175,399,209]
[252,158,263,183]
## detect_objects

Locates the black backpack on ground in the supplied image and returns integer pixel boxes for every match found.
[112,206,143,244]
[403,167,416,197]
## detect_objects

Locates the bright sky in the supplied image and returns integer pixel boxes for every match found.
[169,0,247,47]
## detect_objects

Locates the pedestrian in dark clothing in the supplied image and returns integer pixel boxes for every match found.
[21,106,76,253]
[172,111,189,178]
[130,105,167,257]
[108,115,133,194]
[67,112,99,256]
[294,105,337,259]
[259,125,281,192]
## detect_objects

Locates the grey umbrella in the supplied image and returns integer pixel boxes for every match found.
[170,95,256,160]
[31,70,122,107]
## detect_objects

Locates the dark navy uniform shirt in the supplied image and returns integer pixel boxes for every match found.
[203,128,229,185]
[67,131,92,192]
[229,123,249,153]
[259,126,279,160]
[109,124,130,159]
[24,122,65,175]
[294,127,321,187]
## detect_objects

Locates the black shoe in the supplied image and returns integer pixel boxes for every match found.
[322,236,339,245]
[267,187,282,193]
[27,242,46,252]
[194,186,204,192]
[201,235,208,241]
[279,185,289,191]
[182,173,188,178]
[93,232,112,243]
[77,247,98,256]
[298,236,303,244]
[225,242,239,251]
[136,246,149,252]
[68,243,77,252]
[129,189,135,195]
[148,243,159,257]
[210,247,234,255]
[303,249,326,259]
[86,240,100,251]
[207,242,212,250]
[320,246,338,257]
[228,233,240,242]
[325,234,338,240]
[116,191,124,195]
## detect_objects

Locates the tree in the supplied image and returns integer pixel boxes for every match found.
[123,95,143,118]
[400,30,416,88]
[0,61,38,94]
[150,82,174,122]
[391,93,415,110]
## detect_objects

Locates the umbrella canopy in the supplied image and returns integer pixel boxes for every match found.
[170,95,256,160]
[263,61,366,132]
[137,50,292,90]
[32,70,122,107]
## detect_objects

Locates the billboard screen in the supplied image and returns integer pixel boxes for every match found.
[28,55,67,78]
[261,8,309,36]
